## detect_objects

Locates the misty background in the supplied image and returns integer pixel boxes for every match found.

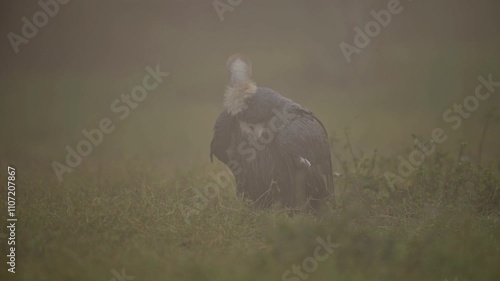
[1,0,499,176]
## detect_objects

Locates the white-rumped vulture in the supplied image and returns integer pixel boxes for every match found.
[210,54,334,211]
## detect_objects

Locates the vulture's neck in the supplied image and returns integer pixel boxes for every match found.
[223,81,257,116]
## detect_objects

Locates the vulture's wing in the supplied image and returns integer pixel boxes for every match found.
[210,110,236,164]
[276,105,334,201]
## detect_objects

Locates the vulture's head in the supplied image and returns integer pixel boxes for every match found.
[224,54,257,116]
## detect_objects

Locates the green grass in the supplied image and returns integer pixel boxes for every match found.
[1,152,499,281]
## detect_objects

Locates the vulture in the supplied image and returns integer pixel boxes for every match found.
[210,54,334,211]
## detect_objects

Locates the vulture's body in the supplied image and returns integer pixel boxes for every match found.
[210,54,334,210]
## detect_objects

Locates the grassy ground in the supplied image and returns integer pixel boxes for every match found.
[1,148,498,281]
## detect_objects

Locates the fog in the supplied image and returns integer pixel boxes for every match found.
[1,0,499,172]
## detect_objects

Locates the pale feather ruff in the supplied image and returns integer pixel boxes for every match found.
[223,81,257,115]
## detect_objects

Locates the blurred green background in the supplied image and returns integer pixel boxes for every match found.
[0,0,499,174]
